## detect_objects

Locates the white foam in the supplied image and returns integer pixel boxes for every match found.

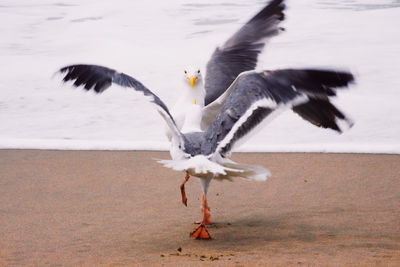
[1,0,399,154]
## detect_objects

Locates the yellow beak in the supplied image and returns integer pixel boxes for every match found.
[189,77,197,88]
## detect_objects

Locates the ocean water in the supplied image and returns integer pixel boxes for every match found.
[1,0,399,153]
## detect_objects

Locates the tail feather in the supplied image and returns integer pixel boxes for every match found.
[157,156,236,178]
[157,155,270,181]
[221,160,271,181]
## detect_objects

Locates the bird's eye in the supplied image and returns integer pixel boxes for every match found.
[184,70,187,74]
[197,70,200,73]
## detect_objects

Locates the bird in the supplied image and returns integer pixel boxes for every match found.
[56,0,355,239]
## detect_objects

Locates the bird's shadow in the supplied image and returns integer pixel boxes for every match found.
[141,211,341,255]
[208,214,324,247]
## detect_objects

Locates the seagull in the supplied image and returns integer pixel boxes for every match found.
[57,0,355,239]
[57,66,354,239]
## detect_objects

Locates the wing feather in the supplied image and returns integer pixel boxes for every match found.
[204,0,286,105]
[202,69,355,157]
[59,64,184,147]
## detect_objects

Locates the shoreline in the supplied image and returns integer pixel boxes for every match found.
[1,139,400,154]
[1,148,400,156]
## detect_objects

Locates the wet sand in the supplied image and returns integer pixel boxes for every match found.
[1,150,399,266]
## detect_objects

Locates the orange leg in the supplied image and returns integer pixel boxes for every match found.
[191,193,212,240]
[199,193,211,224]
[180,171,190,206]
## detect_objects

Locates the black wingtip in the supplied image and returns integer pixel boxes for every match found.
[251,0,286,23]
[57,64,114,94]
[310,69,355,88]
[293,98,353,133]
[59,66,70,73]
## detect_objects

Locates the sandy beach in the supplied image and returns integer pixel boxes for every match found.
[0,150,399,266]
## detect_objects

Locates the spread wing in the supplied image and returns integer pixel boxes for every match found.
[204,0,286,105]
[58,64,184,147]
[201,69,355,157]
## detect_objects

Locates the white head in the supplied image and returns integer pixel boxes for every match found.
[183,67,203,89]
[182,67,205,107]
